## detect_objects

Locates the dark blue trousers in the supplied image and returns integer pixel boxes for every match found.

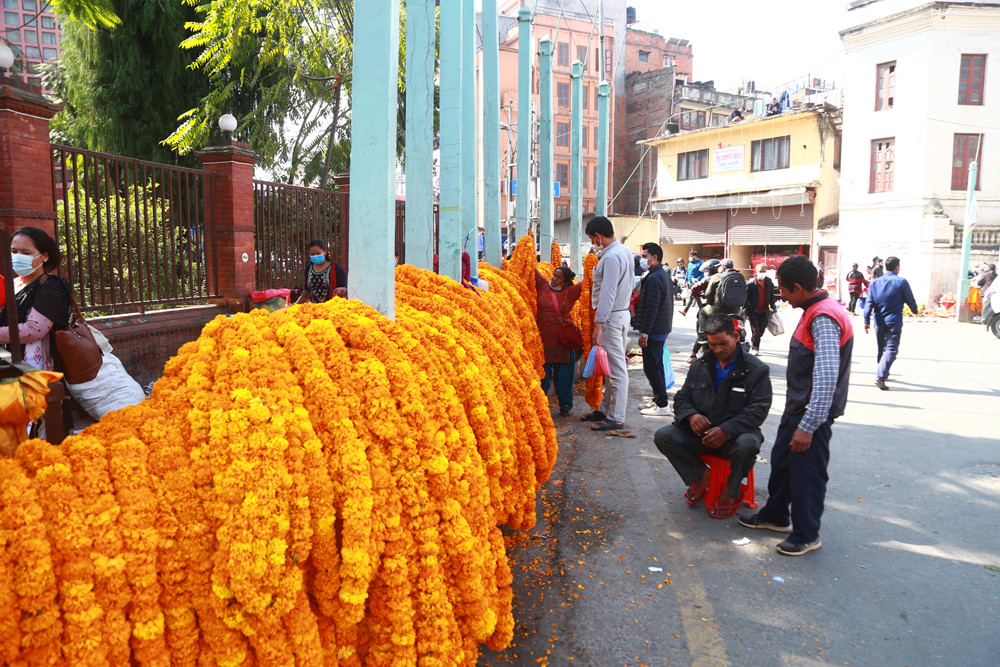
[542,350,576,412]
[875,322,902,381]
[757,412,833,544]
[641,338,670,408]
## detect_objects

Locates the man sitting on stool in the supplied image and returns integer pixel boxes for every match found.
[654,314,773,519]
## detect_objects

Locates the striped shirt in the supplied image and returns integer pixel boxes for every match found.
[798,315,840,434]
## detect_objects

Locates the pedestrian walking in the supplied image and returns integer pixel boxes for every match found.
[535,266,584,417]
[680,251,704,316]
[845,263,868,315]
[863,256,918,390]
[740,255,854,556]
[871,256,885,280]
[634,242,674,417]
[745,263,778,354]
[580,216,634,431]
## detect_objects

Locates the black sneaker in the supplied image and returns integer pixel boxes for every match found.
[776,538,822,556]
[738,514,792,533]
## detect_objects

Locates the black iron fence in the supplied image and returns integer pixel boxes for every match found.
[51,145,219,314]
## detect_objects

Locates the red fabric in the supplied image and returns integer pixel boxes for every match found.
[755,277,767,313]
[535,273,583,364]
[792,292,854,351]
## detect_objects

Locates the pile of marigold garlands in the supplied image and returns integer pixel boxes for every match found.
[0,238,586,666]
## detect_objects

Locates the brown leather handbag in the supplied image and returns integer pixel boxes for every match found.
[54,295,103,384]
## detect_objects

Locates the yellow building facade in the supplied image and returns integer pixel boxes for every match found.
[647,107,842,288]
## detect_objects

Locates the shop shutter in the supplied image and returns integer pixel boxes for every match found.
[658,210,727,244]
[728,204,813,245]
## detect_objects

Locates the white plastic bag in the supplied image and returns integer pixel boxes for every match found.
[767,310,785,336]
[66,352,145,420]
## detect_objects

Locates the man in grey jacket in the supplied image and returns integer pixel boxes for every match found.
[581,216,634,431]
[635,242,674,416]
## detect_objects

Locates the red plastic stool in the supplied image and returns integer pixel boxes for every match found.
[697,454,758,513]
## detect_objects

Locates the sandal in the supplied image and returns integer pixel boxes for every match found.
[708,490,745,519]
[590,419,624,432]
[685,481,709,506]
[580,410,607,422]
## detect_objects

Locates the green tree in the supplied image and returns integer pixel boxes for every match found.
[46,0,212,166]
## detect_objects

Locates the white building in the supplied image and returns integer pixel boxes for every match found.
[838,0,1000,307]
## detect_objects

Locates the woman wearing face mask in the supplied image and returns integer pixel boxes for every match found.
[0,227,72,371]
[295,239,348,304]
[744,263,779,355]
[535,266,584,417]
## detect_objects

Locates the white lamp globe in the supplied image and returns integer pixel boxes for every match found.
[218,113,238,133]
[0,42,14,71]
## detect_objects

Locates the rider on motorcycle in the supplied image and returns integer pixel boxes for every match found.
[690,259,747,362]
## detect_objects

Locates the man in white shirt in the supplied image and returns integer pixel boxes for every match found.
[581,216,634,431]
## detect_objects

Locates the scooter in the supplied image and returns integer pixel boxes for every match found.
[983,290,1000,339]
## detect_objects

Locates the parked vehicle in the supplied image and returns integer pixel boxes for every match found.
[984,290,1000,339]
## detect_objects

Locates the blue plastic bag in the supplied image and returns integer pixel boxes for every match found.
[663,346,675,391]
[583,345,597,378]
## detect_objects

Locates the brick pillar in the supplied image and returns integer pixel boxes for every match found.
[195,141,258,306]
[0,78,61,236]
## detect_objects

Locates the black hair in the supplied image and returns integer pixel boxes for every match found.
[885,256,900,272]
[704,314,736,336]
[308,238,331,260]
[12,226,61,272]
[642,242,663,263]
[555,265,576,282]
[584,215,614,238]
[689,250,699,257]
[776,255,818,292]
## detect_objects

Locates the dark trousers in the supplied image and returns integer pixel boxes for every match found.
[756,412,833,544]
[654,424,762,500]
[684,292,703,313]
[642,338,670,407]
[747,310,768,349]
[542,350,576,412]
[875,322,902,381]
[848,292,861,313]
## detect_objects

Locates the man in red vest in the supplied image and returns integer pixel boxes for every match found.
[739,255,854,556]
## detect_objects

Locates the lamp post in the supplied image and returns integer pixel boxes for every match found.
[218,113,237,141]
[0,41,14,76]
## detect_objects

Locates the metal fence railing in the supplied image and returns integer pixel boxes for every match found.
[52,145,219,314]
[253,180,349,291]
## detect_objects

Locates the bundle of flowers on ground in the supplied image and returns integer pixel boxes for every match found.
[0,262,557,665]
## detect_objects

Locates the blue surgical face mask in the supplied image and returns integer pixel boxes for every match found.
[11,253,39,276]
[309,253,326,265]
[639,257,650,271]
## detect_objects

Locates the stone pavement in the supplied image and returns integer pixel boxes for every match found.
[481,304,1000,666]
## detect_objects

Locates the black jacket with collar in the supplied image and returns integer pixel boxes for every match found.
[634,263,673,336]
[672,346,772,441]
[745,275,778,312]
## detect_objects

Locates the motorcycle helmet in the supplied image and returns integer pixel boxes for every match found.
[702,259,721,275]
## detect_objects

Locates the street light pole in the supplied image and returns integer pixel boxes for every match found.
[956,158,979,321]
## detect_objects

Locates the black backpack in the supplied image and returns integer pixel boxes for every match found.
[717,271,747,309]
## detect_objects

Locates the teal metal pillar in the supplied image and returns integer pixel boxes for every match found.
[404,0,436,271]
[349,0,400,317]
[569,61,584,273]
[438,0,463,281]
[956,160,979,321]
[482,0,502,267]
[538,37,554,255]
[514,7,532,245]
[596,80,611,216]
[461,0,477,279]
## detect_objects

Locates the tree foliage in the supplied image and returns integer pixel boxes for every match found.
[45,0,211,166]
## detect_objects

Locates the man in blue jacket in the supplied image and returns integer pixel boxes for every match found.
[680,251,704,316]
[863,256,918,390]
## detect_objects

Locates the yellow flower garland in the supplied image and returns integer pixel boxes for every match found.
[0,247,558,665]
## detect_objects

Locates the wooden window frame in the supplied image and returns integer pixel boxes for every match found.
[951,133,982,190]
[556,163,569,189]
[556,122,569,147]
[751,135,791,172]
[958,54,986,105]
[556,82,569,107]
[557,42,569,67]
[869,138,895,193]
[677,149,708,181]
[875,61,895,111]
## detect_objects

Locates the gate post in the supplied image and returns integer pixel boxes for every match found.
[196,140,258,307]
[0,78,61,236]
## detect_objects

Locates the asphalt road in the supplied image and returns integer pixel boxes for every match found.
[481,302,1000,667]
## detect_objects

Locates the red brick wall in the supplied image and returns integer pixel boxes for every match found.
[90,305,231,388]
[623,30,693,80]
[613,69,675,216]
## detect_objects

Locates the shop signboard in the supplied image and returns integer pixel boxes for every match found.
[713,145,745,173]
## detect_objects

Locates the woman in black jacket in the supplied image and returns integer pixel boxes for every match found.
[744,263,778,355]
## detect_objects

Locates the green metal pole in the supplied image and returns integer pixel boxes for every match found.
[404,0,435,271]
[482,0,502,267]
[461,0,477,280]
[438,0,463,281]
[348,0,400,318]
[514,7,532,245]
[570,60,583,273]
[596,80,611,216]
[538,37,554,255]
[956,160,978,321]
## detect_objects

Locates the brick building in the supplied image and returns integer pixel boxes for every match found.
[613,28,693,216]
[2,0,61,89]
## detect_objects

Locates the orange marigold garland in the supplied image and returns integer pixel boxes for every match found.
[580,252,604,409]
[550,240,562,266]
[0,260,558,665]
